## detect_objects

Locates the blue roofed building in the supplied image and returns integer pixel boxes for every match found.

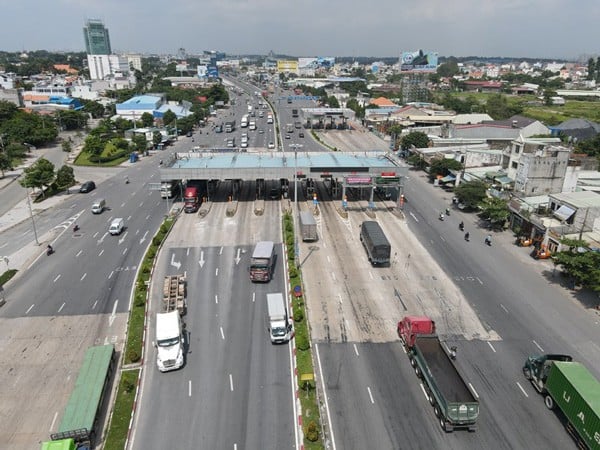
[115,94,192,121]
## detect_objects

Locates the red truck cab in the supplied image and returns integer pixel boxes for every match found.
[397,316,436,348]
[184,186,200,213]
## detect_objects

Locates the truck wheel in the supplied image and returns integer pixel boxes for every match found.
[414,366,422,378]
[544,395,554,409]
[522,368,531,380]
[434,405,441,418]
[410,357,417,368]
[426,388,435,405]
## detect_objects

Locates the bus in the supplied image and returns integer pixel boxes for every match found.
[48,344,116,447]
[249,241,275,282]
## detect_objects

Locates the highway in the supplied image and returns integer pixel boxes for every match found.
[131,83,296,449]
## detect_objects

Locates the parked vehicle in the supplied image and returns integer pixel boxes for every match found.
[109,218,124,235]
[184,186,200,213]
[299,211,318,242]
[266,293,292,344]
[523,354,600,450]
[79,181,95,193]
[398,316,480,432]
[91,198,106,214]
[249,241,275,282]
[224,121,235,133]
[162,275,187,315]
[359,221,391,266]
[155,311,185,372]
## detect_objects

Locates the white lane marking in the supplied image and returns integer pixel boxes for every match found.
[315,345,336,450]
[367,386,375,404]
[146,215,151,220]
[487,342,497,353]
[331,272,336,281]
[516,382,529,397]
[186,248,190,256]
[252,292,255,303]
[98,249,104,256]
[215,268,219,276]
[189,380,192,397]
[369,271,374,280]
[220,327,225,340]
[120,202,126,207]
[409,212,419,222]
[49,411,58,431]
[353,344,359,356]
[127,215,132,221]
[26,304,35,314]
[533,340,544,353]
[500,304,509,313]
[76,250,82,257]
[58,302,65,313]
[53,274,61,283]
[476,277,483,285]
[108,270,114,279]
[139,201,144,207]
[469,383,479,399]
[338,294,343,304]
[123,248,128,255]
[93,231,99,238]
[215,295,218,304]
[92,300,98,309]
[229,374,234,392]
[109,300,118,326]
[219,246,224,255]
[80,273,87,282]
[420,383,428,400]
[440,235,446,242]
[327,255,331,263]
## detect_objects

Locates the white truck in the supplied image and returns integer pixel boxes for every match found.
[160,182,176,199]
[267,113,273,124]
[155,310,185,372]
[266,293,292,344]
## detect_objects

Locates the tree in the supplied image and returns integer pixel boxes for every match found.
[543,89,557,106]
[437,58,460,78]
[428,158,463,181]
[407,154,428,170]
[162,110,177,127]
[61,140,72,153]
[479,197,509,228]
[553,239,600,291]
[131,134,147,152]
[346,98,364,119]
[153,131,163,148]
[83,134,105,155]
[55,110,87,130]
[55,165,75,191]
[327,96,340,108]
[453,180,488,210]
[485,94,523,120]
[141,112,154,127]
[0,152,12,177]
[400,131,429,150]
[82,100,105,119]
[19,158,55,197]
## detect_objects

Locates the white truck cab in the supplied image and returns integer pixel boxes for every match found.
[155,311,185,372]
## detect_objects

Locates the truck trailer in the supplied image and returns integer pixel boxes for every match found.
[523,354,600,450]
[398,316,479,432]
[266,293,292,344]
[299,211,318,242]
[162,275,187,315]
[360,221,391,266]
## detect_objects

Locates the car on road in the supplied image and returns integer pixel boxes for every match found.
[259,129,264,134]
[285,134,291,139]
[186,131,193,137]
[79,181,96,193]
[299,132,304,138]
[268,142,275,149]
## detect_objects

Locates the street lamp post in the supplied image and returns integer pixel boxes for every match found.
[25,189,40,245]
[289,144,303,265]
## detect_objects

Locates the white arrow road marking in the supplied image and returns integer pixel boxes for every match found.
[139,230,148,245]
[109,300,118,326]
[171,253,181,270]
[199,250,205,268]
[98,232,108,244]
[118,232,128,245]
[235,248,241,265]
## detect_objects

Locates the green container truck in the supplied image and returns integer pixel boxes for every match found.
[523,354,600,450]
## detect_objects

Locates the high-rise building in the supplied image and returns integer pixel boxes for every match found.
[83,19,112,55]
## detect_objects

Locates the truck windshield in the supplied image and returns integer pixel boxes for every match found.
[157,336,180,347]
[272,326,286,337]
[251,258,270,268]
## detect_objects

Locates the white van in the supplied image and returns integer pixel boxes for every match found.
[91,198,106,214]
[155,311,185,372]
[109,218,124,235]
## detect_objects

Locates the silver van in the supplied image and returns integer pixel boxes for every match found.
[109,218,124,235]
[91,198,106,214]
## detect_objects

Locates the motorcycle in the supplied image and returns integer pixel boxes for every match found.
[485,236,492,246]
[464,232,470,241]
[459,222,464,231]
[46,245,54,256]
[439,213,445,221]
[73,224,80,232]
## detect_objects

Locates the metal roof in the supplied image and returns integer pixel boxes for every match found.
[160,151,406,181]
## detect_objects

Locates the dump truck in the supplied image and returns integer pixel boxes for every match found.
[299,211,318,242]
[523,354,600,450]
[398,316,479,432]
[360,221,391,266]
[162,275,187,315]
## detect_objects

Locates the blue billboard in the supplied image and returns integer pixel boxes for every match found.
[400,50,438,72]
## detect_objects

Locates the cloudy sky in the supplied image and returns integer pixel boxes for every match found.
[1,0,598,59]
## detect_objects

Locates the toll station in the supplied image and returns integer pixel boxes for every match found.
[159,150,408,207]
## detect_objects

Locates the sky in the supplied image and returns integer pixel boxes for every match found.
[1,0,599,60]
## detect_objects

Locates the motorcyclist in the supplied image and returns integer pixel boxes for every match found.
[464,232,470,241]
[485,235,492,245]
[73,224,79,232]
[445,207,450,216]
[47,244,53,255]
[459,221,464,231]
[439,212,445,221]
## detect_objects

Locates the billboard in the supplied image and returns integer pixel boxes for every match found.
[207,66,219,78]
[298,57,335,69]
[400,50,438,72]
[197,65,207,77]
[277,60,299,73]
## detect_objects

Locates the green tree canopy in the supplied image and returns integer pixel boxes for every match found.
[55,164,75,191]
[141,112,154,127]
[400,131,430,150]
[162,110,177,127]
[553,240,600,291]
[346,98,364,119]
[82,100,105,119]
[437,58,460,78]
[485,94,523,120]
[83,134,105,155]
[327,96,340,108]
[131,134,147,152]
[453,180,488,210]
[153,131,163,147]
[55,110,88,131]
[428,158,463,181]
[19,158,55,196]
[479,197,509,228]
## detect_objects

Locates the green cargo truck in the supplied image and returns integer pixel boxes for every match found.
[523,354,600,450]
[398,316,479,432]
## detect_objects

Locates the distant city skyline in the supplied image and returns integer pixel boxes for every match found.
[0,1,598,60]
